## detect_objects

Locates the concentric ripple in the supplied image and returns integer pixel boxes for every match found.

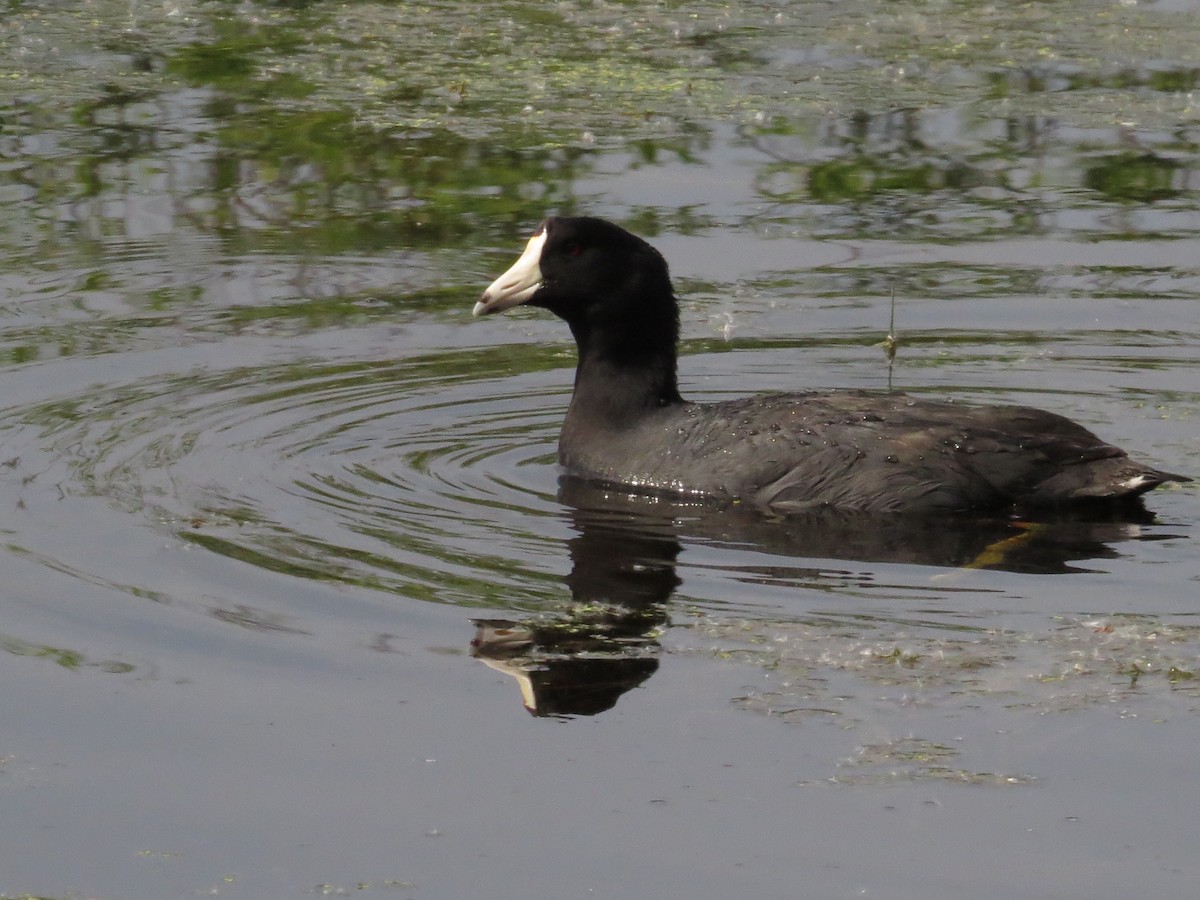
[4,344,579,611]
[0,322,1193,632]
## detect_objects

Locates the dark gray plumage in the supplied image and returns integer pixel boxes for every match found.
[476,216,1188,514]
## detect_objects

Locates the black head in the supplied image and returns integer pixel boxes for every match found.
[475,217,679,359]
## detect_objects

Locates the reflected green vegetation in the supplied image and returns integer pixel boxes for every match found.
[1084,152,1182,203]
[2,0,1199,265]
[807,158,937,201]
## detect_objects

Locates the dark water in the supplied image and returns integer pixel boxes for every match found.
[2,1,1199,897]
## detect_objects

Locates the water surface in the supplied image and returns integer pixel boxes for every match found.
[1,1,1198,897]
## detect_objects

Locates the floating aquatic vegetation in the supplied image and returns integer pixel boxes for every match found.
[682,609,1200,723]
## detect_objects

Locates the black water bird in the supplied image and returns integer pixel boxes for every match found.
[475,217,1188,514]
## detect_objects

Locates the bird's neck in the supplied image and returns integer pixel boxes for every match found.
[567,321,683,425]
[569,352,682,422]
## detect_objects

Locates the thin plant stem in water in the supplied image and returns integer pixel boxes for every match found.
[875,287,898,391]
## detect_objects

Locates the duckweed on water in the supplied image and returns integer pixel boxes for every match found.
[685,611,1200,722]
[4,0,1200,256]
[824,737,1036,787]
[5,0,1200,146]
[0,633,134,674]
[685,612,1200,784]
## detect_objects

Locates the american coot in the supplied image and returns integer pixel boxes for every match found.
[475,216,1188,514]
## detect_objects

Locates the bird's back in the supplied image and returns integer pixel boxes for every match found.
[559,390,1187,514]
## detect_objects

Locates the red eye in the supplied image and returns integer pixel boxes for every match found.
[565,242,583,257]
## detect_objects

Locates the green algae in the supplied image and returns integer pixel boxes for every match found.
[5,0,1200,148]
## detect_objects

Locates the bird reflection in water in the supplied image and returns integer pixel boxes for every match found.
[472,479,1182,717]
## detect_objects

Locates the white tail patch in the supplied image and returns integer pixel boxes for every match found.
[1121,473,1154,492]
